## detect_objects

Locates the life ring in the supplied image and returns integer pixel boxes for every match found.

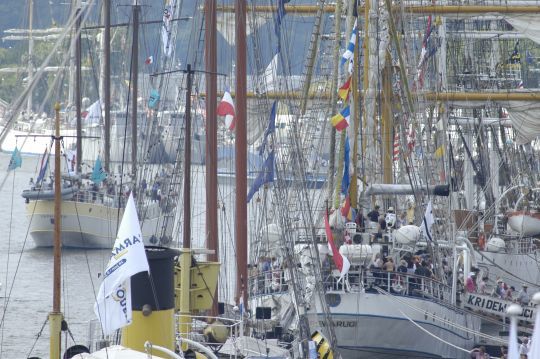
[478,233,486,250]
[392,276,404,293]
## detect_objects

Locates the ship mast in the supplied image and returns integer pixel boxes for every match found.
[103,0,111,172]
[178,64,195,350]
[235,0,248,307]
[204,0,219,315]
[49,103,63,359]
[130,1,140,182]
[27,0,34,116]
[75,2,82,173]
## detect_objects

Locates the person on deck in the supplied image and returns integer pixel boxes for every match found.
[355,209,366,232]
[517,284,530,306]
[367,205,380,222]
[465,272,477,293]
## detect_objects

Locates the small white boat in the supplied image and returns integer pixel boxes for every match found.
[21,185,77,200]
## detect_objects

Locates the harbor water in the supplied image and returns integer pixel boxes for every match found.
[0,151,241,358]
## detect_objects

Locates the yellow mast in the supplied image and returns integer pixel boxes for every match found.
[49,102,63,359]
[216,4,540,15]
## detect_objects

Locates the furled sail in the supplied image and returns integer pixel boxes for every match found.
[506,15,540,45]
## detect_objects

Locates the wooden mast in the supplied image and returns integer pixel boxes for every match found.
[178,64,194,350]
[204,0,219,315]
[235,0,248,307]
[130,2,140,181]
[103,0,111,172]
[49,103,63,359]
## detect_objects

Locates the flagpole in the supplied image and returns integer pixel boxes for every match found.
[49,102,63,359]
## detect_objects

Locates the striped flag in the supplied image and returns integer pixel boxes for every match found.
[393,133,400,162]
[341,19,358,66]
[338,76,352,101]
[330,106,350,131]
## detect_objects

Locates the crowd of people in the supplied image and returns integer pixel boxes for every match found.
[464,271,531,306]
[471,339,532,358]
[249,257,290,294]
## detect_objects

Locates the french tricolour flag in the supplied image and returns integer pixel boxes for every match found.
[217,89,236,131]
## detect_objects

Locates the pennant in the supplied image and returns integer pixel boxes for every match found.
[148,89,160,109]
[341,19,358,66]
[94,194,150,335]
[324,212,350,279]
[258,101,276,156]
[144,56,154,65]
[434,145,445,159]
[217,88,236,131]
[247,151,275,203]
[85,100,102,125]
[36,148,49,184]
[91,156,107,184]
[338,77,351,101]
[331,106,350,131]
[341,136,350,195]
[8,147,22,171]
[420,201,434,241]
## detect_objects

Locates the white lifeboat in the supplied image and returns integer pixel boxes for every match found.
[507,211,540,236]
[485,237,506,253]
[339,244,373,264]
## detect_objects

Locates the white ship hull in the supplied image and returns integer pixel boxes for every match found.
[26,199,173,248]
[308,291,479,359]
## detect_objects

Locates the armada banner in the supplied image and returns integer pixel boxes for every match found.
[464,293,536,323]
[94,193,149,335]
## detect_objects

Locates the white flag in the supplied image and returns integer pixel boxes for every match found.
[161,2,175,57]
[263,53,279,92]
[94,194,149,335]
[85,100,102,126]
[420,201,434,241]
